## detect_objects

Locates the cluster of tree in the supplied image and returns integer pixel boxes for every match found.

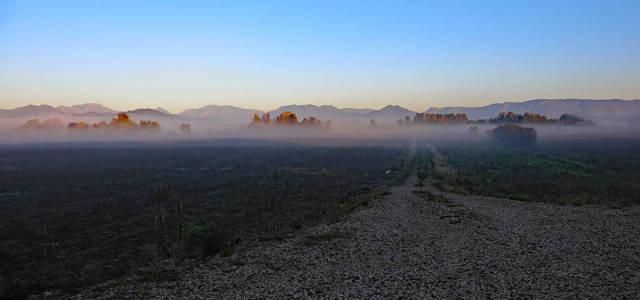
[276,111,297,125]
[66,113,160,131]
[395,113,470,126]
[249,111,330,128]
[413,113,470,125]
[179,123,191,134]
[401,111,592,127]
[20,118,65,130]
[19,113,161,132]
[480,112,593,125]
[396,116,412,125]
[67,120,108,129]
[485,112,551,124]
[490,124,537,147]
[558,114,594,125]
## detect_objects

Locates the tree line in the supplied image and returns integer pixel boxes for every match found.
[396,111,592,126]
[19,113,161,132]
[249,111,331,128]
[481,112,592,125]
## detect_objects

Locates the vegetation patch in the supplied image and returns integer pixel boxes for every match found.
[0,145,407,298]
[434,139,640,206]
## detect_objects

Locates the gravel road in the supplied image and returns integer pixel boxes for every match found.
[77,175,640,299]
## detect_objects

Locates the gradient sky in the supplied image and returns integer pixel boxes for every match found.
[1,0,639,113]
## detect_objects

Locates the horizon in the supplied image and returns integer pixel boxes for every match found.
[3,98,640,115]
[2,1,640,112]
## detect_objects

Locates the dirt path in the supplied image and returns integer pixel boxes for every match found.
[77,173,640,299]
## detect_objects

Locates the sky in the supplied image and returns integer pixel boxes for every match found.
[1,0,639,113]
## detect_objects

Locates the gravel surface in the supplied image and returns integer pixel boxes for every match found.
[76,175,640,299]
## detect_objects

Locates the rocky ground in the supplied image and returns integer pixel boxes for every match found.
[75,175,640,299]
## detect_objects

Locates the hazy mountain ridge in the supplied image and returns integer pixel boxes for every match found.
[2,99,639,125]
[0,104,116,118]
[0,104,58,117]
[57,103,117,115]
[270,105,359,122]
[268,104,416,123]
[368,105,416,122]
[125,108,175,118]
[179,105,264,122]
[425,99,640,125]
[155,107,170,114]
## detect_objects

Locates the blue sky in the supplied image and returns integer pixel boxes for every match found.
[1,0,639,112]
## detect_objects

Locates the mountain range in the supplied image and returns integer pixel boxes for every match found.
[268,104,411,122]
[426,99,640,124]
[1,99,639,126]
[179,105,263,122]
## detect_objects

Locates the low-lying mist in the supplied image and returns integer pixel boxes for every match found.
[2,116,639,148]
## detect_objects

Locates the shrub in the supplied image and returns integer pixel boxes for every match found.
[490,124,537,147]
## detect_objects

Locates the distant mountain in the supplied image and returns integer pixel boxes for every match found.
[57,103,116,115]
[179,105,263,122]
[425,99,640,125]
[269,105,344,121]
[367,105,416,122]
[155,107,170,114]
[125,108,177,119]
[0,104,58,117]
[268,104,415,123]
[0,103,117,118]
[342,108,375,115]
[2,99,638,126]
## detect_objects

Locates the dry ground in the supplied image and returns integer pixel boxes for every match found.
[75,172,640,299]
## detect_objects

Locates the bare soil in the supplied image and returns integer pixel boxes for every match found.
[76,174,640,299]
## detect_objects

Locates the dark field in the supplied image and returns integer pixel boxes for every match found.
[2,137,640,298]
[434,138,640,206]
[0,143,407,298]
